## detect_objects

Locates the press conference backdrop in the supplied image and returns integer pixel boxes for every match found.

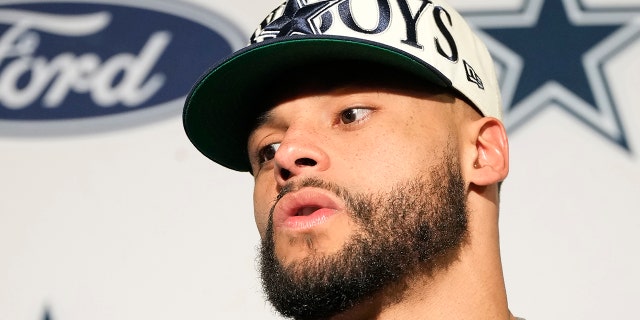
[0,0,638,319]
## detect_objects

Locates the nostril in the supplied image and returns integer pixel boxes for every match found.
[280,168,292,180]
[295,158,317,167]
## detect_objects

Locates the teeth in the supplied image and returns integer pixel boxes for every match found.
[297,207,318,216]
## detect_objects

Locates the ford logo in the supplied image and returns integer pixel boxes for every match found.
[0,0,245,134]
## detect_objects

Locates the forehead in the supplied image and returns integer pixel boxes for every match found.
[255,84,456,131]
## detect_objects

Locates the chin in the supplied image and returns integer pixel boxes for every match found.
[274,229,353,266]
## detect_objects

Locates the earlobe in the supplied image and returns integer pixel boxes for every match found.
[470,118,509,186]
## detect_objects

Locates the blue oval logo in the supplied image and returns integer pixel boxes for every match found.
[0,0,244,134]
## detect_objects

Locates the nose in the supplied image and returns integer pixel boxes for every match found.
[273,130,329,186]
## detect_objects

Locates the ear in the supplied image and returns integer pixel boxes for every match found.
[468,117,509,186]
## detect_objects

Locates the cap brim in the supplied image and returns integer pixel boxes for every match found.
[183,35,452,172]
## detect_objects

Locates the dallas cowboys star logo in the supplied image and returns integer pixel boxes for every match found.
[462,0,640,150]
[261,0,344,39]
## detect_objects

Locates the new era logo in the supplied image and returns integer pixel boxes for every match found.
[464,60,484,90]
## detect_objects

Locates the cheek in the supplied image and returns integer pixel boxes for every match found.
[335,129,435,190]
[340,139,451,199]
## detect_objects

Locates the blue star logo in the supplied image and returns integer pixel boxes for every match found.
[462,0,640,150]
[261,0,343,38]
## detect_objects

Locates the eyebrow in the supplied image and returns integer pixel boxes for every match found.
[255,109,276,129]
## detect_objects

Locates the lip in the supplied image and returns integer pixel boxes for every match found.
[272,187,343,231]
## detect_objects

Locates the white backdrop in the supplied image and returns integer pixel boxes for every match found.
[1,0,639,319]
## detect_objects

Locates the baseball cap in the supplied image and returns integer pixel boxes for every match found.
[183,0,502,172]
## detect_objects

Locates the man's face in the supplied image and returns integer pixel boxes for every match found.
[248,85,470,318]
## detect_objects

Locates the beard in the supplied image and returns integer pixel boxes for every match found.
[259,152,468,320]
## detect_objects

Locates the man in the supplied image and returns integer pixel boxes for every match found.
[183,0,519,319]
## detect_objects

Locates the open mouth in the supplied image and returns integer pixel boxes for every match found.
[272,187,344,230]
[296,206,321,216]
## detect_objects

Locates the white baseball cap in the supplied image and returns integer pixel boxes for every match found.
[183,0,502,171]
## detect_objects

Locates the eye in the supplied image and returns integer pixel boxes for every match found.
[340,107,372,124]
[256,142,280,165]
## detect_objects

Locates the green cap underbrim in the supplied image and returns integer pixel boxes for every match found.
[183,35,451,172]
